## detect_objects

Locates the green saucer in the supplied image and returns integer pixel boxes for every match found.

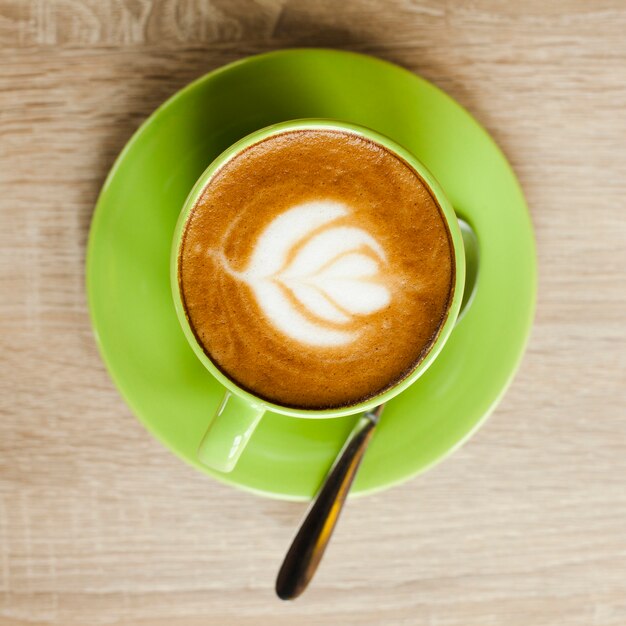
[87,49,536,500]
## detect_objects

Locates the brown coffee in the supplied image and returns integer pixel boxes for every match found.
[178,129,455,409]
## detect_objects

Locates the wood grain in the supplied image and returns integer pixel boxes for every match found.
[1,1,626,624]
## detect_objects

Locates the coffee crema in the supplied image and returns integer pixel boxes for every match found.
[178,129,455,409]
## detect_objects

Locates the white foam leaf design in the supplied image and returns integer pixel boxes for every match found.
[228,200,391,347]
[245,201,347,277]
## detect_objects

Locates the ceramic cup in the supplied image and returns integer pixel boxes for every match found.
[171,119,467,473]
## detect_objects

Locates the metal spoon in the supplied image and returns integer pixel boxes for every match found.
[275,404,383,600]
[275,217,479,600]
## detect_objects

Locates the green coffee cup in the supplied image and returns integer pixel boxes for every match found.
[171,119,467,473]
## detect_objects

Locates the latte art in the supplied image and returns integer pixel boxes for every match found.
[216,201,391,346]
[178,128,454,408]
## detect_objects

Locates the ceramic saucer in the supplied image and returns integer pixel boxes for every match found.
[87,49,536,500]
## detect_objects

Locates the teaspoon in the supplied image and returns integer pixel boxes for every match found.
[275,215,479,600]
[275,404,384,600]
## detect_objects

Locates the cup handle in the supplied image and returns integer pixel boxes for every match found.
[197,392,265,473]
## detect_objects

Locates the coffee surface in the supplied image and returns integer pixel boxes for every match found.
[178,129,455,409]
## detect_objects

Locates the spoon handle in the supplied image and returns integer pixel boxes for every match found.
[275,406,382,600]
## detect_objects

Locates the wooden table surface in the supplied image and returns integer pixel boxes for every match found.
[1,1,626,624]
